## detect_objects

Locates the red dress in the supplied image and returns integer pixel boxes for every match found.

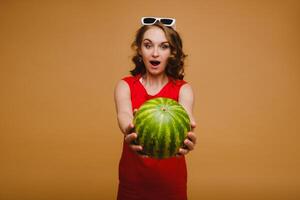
[117,74,188,200]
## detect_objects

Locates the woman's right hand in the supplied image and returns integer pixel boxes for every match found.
[124,122,144,154]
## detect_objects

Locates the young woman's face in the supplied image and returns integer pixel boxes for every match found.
[140,26,171,76]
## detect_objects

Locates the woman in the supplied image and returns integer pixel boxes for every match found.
[114,17,197,200]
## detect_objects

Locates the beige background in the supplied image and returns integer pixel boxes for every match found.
[1,0,299,199]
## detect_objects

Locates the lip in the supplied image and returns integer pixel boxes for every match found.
[150,66,159,70]
[149,60,161,66]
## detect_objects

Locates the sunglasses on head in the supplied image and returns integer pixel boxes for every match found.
[141,17,176,27]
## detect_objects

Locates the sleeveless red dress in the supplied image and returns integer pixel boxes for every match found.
[117,74,188,200]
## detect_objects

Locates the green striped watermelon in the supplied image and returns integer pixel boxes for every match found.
[133,97,191,159]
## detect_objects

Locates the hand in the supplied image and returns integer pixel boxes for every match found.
[124,108,147,156]
[177,122,197,156]
[124,122,143,153]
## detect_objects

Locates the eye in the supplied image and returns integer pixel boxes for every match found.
[143,43,152,49]
[161,44,170,50]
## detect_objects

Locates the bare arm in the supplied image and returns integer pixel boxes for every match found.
[178,83,197,155]
[114,80,133,135]
[178,83,195,124]
[114,80,143,153]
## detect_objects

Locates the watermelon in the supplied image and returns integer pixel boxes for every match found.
[133,97,191,159]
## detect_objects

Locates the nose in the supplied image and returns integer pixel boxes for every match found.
[152,46,159,57]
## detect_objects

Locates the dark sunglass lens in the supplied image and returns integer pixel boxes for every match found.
[160,19,173,25]
[143,18,156,24]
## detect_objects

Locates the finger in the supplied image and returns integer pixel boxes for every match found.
[130,144,143,152]
[124,132,137,144]
[133,109,138,116]
[176,153,183,158]
[190,121,196,131]
[125,123,135,135]
[130,122,134,129]
[178,148,189,156]
[187,132,197,144]
[184,138,194,151]
[137,151,149,158]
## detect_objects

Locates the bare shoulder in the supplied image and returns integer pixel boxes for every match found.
[115,80,130,94]
[179,83,194,98]
[115,79,129,90]
[114,79,131,103]
[178,83,194,108]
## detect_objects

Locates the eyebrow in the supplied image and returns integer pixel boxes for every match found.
[143,39,169,44]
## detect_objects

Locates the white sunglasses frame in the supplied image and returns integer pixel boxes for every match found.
[141,17,176,27]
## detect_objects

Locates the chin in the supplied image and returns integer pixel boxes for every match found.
[146,67,166,75]
[148,72,166,77]
[147,68,164,75]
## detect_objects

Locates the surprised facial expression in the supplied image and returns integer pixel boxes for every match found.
[140,27,171,76]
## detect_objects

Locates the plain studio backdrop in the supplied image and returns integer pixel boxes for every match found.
[0,1,299,200]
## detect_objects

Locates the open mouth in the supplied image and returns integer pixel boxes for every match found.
[150,60,161,66]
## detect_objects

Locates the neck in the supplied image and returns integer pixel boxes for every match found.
[141,73,168,87]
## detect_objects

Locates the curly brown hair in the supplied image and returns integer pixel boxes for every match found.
[130,22,187,80]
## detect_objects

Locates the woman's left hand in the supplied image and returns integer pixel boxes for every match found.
[178,122,197,156]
